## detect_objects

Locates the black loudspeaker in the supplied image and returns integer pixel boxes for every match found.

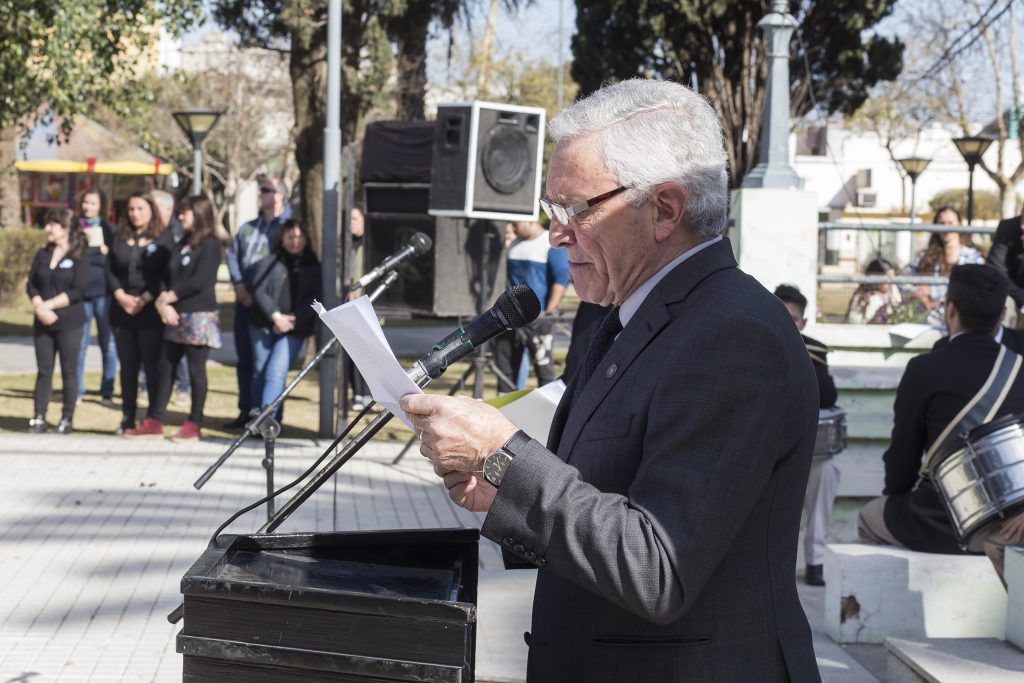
[364,184,507,318]
[429,102,546,222]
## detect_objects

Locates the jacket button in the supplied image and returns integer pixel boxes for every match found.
[524,550,537,561]
[606,363,617,378]
[536,557,548,568]
[502,537,514,547]
[514,543,525,554]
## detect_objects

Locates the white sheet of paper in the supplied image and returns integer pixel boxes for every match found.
[313,298,421,427]
[499,380,565,443]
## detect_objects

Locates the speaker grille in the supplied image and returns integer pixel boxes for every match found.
[481,125,532,195]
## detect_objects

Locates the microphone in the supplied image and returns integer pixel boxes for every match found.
[355,232,432,290]
[409,284,542,382]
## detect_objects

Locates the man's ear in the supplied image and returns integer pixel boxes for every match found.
[650,183,688,242]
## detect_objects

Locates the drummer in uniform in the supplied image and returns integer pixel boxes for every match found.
[858,265,1024,582]
[775,285,839,586]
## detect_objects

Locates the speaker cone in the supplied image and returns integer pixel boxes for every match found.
[480,125,532,195]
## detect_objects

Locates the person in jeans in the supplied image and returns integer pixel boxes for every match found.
[225,176,291,428]
[107,192,171,434]
[73,188,118,405]
[248,219,321,422]
[27,208,89,434]
[135,196,223,440]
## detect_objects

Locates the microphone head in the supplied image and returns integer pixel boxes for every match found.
[409,232,433,256]
[497,285,542,330]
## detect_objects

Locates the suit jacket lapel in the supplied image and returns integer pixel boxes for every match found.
[553,238,739,461]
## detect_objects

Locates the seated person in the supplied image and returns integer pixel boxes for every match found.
[775,285,839,587]
[904,206,983,328]
[846,258,902,324]
[858,265,1024,562]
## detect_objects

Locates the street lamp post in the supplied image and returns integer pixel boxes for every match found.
[897,157,931,224]
[172,109,223,196]
[952,135,994,225]
[896,157,930,267]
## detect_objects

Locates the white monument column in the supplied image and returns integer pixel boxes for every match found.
[732,0,819,317]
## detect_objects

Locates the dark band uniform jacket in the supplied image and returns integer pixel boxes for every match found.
[804,334,837,409]
[987,215,1024,309]
[481,239,821,681]
[883,331,1024,553]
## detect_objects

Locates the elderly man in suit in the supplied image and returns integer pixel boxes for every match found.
[401,79,820,681]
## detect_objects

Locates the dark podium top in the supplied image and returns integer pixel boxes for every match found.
[177,528,479,683]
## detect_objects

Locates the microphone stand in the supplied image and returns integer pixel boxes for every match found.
[194,271,400,522]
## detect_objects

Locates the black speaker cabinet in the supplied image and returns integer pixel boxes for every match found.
[429,101,546,222]
[364,183,507,318]
[176,528,479,682]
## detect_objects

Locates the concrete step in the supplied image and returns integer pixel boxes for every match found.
[824,544,1007,645]
[885,637,1024,682]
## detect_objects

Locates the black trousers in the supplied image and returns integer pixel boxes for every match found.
[113,325,163,424]
[34,326,84,420]
[493,319,556,393]
[153,341,209,425]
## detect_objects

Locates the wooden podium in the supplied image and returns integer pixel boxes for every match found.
[176,528,479,682]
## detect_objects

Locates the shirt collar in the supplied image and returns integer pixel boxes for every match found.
[618,236,722,329]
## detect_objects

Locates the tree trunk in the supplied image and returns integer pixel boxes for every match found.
[0,127,22,228]
[475,0,501,98]
[394,2,431,121]
[290,34,327,257]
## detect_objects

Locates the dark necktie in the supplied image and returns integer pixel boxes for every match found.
[571,306,622,407]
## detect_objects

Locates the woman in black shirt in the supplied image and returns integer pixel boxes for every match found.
[26,208,89,433]
[248,218,321,421]
[106,192,170,434]
[145,195,223,441]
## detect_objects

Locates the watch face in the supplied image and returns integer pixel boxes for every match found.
[484,450,512,486]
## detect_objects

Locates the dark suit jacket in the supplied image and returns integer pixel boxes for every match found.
[986,215,1024,308]
[883,331,1024,553]
[481,238,821,682]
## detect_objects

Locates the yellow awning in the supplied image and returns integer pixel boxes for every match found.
[15,159,174,175]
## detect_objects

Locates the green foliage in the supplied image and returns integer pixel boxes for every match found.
[0,228,46,304]
[0,0,203,132]
[928,188,1007,223]
[570,0,904,183]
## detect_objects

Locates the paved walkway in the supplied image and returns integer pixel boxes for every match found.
[0,433,880,682]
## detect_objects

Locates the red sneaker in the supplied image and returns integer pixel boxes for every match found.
[123,417,164,438]
[171,420,201,442]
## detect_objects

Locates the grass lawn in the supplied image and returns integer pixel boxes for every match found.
[0,352,556,442]
[0,281,573,440]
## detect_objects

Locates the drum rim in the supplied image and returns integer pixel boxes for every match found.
[931,412,1024,463]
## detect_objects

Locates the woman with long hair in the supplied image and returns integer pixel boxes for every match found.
[144,195,223,440]
[107,191,171,434]
[905,205,984,327]
[26,208,89,433]
[73,188,118,405]
[248,219,321,421]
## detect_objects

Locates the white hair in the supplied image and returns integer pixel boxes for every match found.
[549,79,729,237]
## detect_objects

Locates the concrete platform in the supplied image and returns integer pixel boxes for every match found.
[885,637,1024,682]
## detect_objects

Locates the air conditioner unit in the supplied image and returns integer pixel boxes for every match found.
[855,189,877,208]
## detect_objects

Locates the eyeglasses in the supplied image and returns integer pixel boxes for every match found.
[539,185,629,225]
[259,186,276,194]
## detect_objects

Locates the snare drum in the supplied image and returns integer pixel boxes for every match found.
[929,413,1024,552]
[814,407,847,458]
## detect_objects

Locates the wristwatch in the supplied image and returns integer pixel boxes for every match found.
[483,430,528,488]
